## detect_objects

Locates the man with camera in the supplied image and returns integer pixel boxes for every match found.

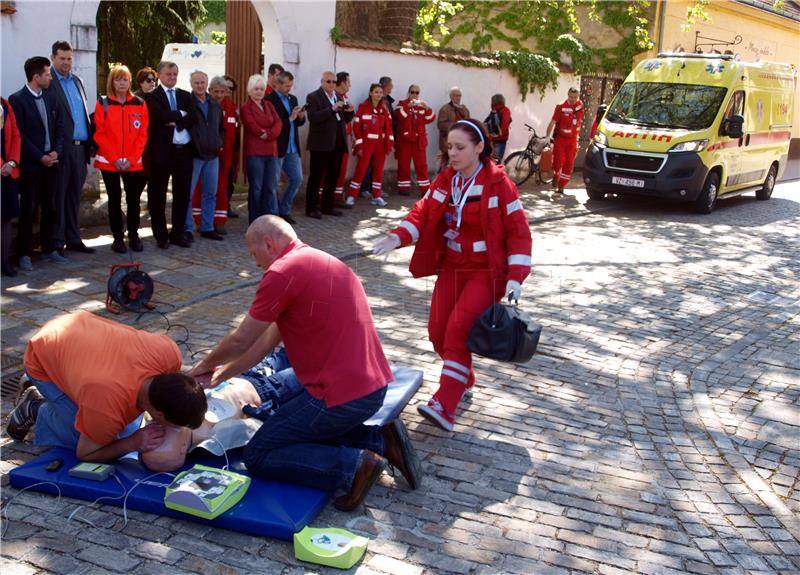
[266,71,305,225]
[395,84,435,196]
[303,71,354,219]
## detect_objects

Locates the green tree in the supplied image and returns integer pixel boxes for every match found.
[96,0,205,95]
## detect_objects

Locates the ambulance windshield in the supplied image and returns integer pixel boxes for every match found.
[606,82,727,131]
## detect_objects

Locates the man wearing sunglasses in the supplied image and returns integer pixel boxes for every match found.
[395,84,435,196]
[303,71,354,219]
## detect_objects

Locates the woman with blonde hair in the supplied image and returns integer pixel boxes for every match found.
[240,74,282,223]
[93,65,149,253]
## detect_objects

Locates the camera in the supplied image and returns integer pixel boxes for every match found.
[301,104,309,111]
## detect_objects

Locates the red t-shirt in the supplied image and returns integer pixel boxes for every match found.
[248,240,392,407]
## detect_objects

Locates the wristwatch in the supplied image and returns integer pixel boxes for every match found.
[6,160,17,168]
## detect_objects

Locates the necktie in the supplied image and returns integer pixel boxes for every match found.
[167,88,177,111]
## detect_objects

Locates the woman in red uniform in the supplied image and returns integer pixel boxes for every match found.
[395,85,435,196]
[346,83,394,207]
[373,118,532,431]
[93,65,150,253]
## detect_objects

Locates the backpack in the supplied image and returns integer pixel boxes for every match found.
[484,110,500,135]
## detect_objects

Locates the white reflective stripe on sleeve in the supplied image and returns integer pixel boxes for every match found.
[443,360,470,375]
[441,368,469,384]
[506,199,523,215]
[399,221,419,242]
[488,196,499,208]
[362,114,372,120]
[398,108,408,118]
[508,254,532,266]
[473,241,487,252]
[95,155,109,164]
[354,138,363,145]
[366,133,380,140]
[447,239,462,252]
[432,190,447,203]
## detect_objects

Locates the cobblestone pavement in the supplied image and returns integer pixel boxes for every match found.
[1,178,798,575]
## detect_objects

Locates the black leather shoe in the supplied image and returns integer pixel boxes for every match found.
[321,209,343,217]
[157,239,170,249]
[227,209,239,218]
[306,210,322,219]
[170,234,190,248]
[186,231,195,244]
[66,242,95,254]
[280,214,297,225]
[129,236,144,252]
[380,419,421,489]
[200,230,224,241]
[332,451,386,512]
[111,238,127,254]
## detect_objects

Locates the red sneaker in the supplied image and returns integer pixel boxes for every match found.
[417,398,455,432]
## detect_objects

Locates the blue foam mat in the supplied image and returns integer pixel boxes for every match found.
[9,367,423,540]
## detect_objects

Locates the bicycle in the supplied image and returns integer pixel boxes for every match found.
[503,124,554,186]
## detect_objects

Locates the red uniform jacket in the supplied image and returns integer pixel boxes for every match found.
[92,95,149,172]
[552,98,585,142]
[241,97,282,157]
[396,99,435,146]
[352,99,394,154]
[1,98,21,179]
[219,97,238,160]
[389,159,532,285]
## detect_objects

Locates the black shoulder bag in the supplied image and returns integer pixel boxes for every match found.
[467,298,542,363]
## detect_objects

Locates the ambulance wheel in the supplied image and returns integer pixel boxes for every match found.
[586,187,606,200]
[504,151,533,186]
[756,164,777,201]
[694,172,719,214]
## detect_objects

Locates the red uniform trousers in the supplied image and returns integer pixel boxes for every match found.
[396,141,430,196]
[348,142,386,199]
[552,135,578,188]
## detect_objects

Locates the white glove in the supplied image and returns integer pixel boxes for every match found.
[372,234,401,257]
[505,280,521,303]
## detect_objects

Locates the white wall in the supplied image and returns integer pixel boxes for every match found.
[334,46,577,176]
[1,0,99,99]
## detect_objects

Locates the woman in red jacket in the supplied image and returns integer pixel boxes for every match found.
[240,74,282,223]
[93,65,150,253]
[1,97,22,276]
[346,83,394,207]
[373,118,532,431]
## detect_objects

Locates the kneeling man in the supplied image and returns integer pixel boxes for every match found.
[7,311,207,464]
[190,216,420,511]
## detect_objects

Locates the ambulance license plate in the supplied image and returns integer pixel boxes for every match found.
[612,176,645,188]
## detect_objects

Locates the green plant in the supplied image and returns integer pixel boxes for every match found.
[210,30,226,45]
[549,34,593,75]
[495,51,559,100]
[330,25,343,43]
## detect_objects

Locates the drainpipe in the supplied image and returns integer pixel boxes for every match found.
[657,0,666,54]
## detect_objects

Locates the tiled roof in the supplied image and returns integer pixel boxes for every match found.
[736,0,800,22]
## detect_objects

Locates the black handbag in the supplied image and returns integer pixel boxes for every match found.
[467,300,542,363]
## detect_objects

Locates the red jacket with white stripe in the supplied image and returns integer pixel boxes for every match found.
[395,99,435,146]
[352,99,394,154]
[92,95,149,172]
[389,159,532,285]
[551,98,585,142]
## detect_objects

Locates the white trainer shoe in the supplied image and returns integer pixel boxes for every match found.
[371,197,387,207]
[345,196,355,207]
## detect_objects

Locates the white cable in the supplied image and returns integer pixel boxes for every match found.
[67,474,127,527]
[121,471,175,527]
[205,435,230,471]
[1,481,62,539]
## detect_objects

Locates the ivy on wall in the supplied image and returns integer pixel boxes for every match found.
[415,0,653,100]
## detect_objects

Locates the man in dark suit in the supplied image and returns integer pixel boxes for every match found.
[9,56,66,271]
[47,40,94,255]
[144,61,197,248]
[303,71,354,219]
[267,70,305,225]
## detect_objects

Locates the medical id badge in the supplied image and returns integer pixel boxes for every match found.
[444,229,460,240]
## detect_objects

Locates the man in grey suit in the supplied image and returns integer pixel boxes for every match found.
[47,40,94,254]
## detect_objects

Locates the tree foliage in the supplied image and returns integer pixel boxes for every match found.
[96,0,205,94]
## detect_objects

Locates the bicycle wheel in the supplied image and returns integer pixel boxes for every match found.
[504,151,534,186]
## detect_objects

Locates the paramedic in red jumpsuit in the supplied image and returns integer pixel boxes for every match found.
[347,83,394,207]
[373,118,532,431]
[546,87,585,194]
[395,85,435,196]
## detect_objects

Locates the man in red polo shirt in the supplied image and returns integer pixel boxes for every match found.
[189,215,421,511]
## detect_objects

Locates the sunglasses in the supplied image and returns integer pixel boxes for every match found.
[324,80,336,84]
[143,77,156,83]
[409,90,420,94]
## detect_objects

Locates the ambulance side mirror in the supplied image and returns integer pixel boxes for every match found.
[724,115,744,139]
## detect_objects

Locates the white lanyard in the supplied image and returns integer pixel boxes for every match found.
[450,164,482,230]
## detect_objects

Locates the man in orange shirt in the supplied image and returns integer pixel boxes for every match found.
[7,312,207,464]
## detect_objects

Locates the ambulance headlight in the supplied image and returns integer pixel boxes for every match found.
[668,139,708,153]
[593,132,608,149]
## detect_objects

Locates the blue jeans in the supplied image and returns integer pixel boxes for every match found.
[246,155,278,223]
[186,157,220,232]
[243,383,387,492]
[493,141,507,163]
[28,373,143,451]
[271,153,302,216]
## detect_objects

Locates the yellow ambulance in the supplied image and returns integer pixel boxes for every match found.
[583,53,795,213]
